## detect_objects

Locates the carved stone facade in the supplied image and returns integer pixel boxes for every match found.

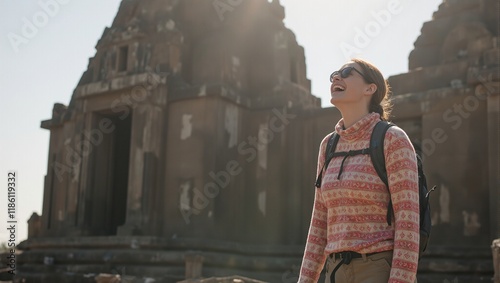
[17,0,499,282]
[390,0,499,246]
[37,0,317,241]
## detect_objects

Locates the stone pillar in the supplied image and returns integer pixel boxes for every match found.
[184,253,204,280]
[493,239,500,283]
[27,213,41,238]
[486,83,500,239]
[118,104,163,236]
[77,112,95,235]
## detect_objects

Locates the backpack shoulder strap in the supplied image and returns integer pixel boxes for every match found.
[315,132,340,188]
[370,121,393,186]
[369,120,394,225]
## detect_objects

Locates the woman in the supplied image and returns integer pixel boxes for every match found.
[298,58,419,283]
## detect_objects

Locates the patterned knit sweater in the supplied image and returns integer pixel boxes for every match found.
[298,113,420,283]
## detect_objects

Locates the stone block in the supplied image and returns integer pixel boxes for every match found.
[27,212,41,239]
[408,46,440,70]
[95,273,121,283]
[390,61,469,95]
[483,48,500,67]
[433,0,479,18]
[184,253,204,280]
[493,239,500,283]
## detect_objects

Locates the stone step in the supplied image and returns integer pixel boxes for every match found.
[15,251,494,283]
[18,249,300,271]
[14,238,495,283]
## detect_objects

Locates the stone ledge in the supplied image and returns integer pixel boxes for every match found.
[177,275,266,283]
[18,237,304,257]
[75,72,167,98]
[389,60,470,95]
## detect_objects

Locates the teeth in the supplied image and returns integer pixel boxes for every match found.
[334,86,345,91]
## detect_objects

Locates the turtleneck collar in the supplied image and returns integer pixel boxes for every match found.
[335,112,381,142]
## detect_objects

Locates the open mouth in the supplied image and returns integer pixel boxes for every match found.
[332,85,345,92]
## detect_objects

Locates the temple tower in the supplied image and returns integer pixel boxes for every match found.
[18,0,499,282]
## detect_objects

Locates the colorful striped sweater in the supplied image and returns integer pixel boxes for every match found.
[298,113,420,283]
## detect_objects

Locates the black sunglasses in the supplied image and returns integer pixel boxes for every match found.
[330,66,371,83]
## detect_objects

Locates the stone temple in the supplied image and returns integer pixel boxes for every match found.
[12,0,499,282]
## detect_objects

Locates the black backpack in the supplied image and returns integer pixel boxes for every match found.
[314,120,435,258]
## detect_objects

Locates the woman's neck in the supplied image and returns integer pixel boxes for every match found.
[339,108,370,128]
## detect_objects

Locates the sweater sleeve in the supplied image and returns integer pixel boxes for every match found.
[384,127,420,283]
[298,135,330,283]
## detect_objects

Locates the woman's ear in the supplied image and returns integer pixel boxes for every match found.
[365,83,377,96]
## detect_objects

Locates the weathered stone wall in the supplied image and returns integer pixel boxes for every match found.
[161,94,338,245]
[37,0,319,242]
[389,0,499,247]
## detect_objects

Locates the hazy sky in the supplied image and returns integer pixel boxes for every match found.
[0,0,442,243]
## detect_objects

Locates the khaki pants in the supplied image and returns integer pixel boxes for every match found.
[324,251,417,283]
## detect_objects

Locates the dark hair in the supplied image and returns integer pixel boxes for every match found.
[352,58,393,121]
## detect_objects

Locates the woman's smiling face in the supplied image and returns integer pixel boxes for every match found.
[330,62,375,107]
